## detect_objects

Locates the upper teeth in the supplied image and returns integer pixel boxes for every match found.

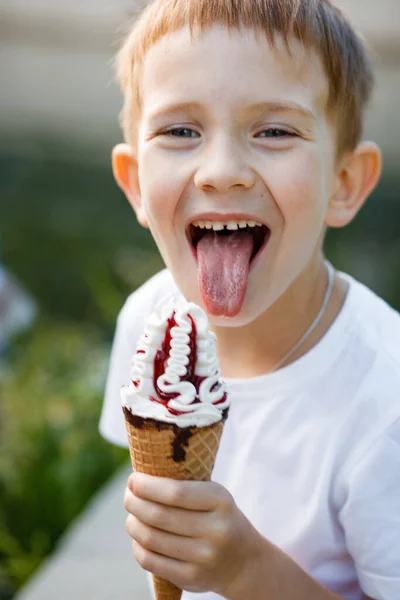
[192,219,263,230]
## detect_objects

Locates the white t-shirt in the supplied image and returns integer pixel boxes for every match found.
[100,268,400,600]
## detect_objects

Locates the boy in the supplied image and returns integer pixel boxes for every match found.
[100,0,400,598]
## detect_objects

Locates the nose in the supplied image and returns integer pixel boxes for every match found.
[194,134,256,193]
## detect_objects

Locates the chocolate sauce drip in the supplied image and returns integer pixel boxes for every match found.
[123,407,229,463]
[172,428,193,462]
[123,406,229,428]
[123,407,171,431]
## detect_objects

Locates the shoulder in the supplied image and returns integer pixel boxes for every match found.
[343,273,400,368]
[334,273,400,467]
[117,268,180,334]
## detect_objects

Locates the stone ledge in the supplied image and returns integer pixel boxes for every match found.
[15,463,152,600]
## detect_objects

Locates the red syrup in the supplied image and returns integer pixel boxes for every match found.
[149,312,207,416]
[133,311,226,416]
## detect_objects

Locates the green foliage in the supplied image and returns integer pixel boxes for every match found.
[0,321,127,593]
[0,136,165,597]
[0,138,164,331]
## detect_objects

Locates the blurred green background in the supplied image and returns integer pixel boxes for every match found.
[0,134,163,599]
[0,1,399,598]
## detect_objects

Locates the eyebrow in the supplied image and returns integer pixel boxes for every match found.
[245,101,316,121]
[146,100,316,122]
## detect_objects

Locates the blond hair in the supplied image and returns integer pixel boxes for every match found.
[116,0,374,157]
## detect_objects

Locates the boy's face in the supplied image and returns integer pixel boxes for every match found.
[130,25,339,325]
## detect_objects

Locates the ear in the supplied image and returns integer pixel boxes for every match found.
[111,143,149,228]
[325,141,382,228]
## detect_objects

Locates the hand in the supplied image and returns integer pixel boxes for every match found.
[123,472,264,597]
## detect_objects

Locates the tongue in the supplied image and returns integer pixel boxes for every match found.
[197,230,254,317]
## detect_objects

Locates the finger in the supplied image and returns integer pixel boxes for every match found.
[129,473,228,510]
[126,514,213,564]
[131,539,198,590]
[124,487,208,537]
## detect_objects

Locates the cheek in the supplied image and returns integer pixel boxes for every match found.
[138,146,191,225]
[137,149,192,265]
[269,150,329,231]
[138,151,175,225]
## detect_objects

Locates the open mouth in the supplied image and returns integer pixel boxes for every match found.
[187,221,270,264]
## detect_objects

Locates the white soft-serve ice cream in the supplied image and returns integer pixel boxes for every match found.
[121,295,230,427]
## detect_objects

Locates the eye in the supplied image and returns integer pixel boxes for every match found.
[161,127,199,138]
[257,128,296,138]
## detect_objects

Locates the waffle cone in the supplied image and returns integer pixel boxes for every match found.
[152,575,182,600]
[123,407,227,600]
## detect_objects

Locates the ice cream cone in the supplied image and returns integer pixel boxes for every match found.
[123,407,227,600]
[123,407,226,479]
[152,575,182,600]
[121,296,230,599]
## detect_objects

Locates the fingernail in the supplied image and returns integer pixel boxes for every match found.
[128,472,143,493]
[128,473,136,492]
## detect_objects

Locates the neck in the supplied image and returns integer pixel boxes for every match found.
[211,254,348,379]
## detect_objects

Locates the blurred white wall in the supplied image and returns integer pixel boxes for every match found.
[0,0,399,167]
